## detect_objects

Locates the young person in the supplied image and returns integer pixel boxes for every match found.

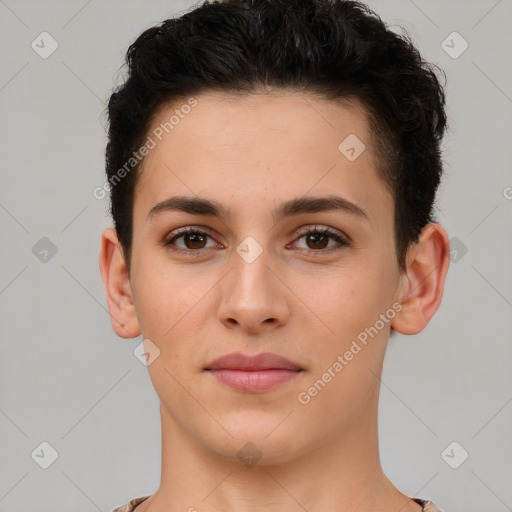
[100,1,450,510]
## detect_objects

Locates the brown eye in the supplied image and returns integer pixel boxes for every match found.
[304,232,330,250]
[292,226,349,254]
[164,227,218,253]
[181,232,208,250]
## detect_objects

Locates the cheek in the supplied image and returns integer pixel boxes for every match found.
[295,271,393,415]
[131,256,219,347]
[296,269,385,339]
[293,260,397,379]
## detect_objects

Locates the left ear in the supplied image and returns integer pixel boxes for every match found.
[391,222,450,335]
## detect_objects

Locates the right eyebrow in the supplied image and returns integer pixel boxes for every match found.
[147,196,230,221]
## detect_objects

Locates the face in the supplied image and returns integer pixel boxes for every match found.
[126,90,406,463]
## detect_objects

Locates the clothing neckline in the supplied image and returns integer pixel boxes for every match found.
[115,495,441,512]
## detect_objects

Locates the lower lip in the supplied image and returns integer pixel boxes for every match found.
[207,369,302,392]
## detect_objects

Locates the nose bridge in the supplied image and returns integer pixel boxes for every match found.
[230,235,275,302]
[218,234,288,331]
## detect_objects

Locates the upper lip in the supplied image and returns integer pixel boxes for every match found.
[205,352,303,371]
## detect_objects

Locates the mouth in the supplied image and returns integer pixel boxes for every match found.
[204,351,303,393]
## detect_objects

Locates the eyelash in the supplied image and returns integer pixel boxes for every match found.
[163,225,350,256]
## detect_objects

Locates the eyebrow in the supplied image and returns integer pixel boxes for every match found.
[147,195,369,223]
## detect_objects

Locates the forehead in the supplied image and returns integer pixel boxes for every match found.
[134,90,392,225]
[145,90,373,158]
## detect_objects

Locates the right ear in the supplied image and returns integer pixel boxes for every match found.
[99,227,141,339]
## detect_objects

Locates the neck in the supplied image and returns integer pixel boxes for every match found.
[136,392,421,512]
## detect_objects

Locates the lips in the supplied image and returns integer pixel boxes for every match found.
[205,351,302,371]
[205,352,303,392]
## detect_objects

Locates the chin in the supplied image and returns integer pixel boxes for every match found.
[198,419,306,467]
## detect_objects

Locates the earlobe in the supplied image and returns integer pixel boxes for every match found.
[391,223,450,335]
[99,227,141,339]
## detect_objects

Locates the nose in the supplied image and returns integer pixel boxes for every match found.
[217,245,290,335]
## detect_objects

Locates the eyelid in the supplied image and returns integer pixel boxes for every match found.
[162,225,221,250]
[286,225,350,255]
[293,224,350,243]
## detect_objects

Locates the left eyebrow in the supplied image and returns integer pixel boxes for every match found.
[147,195,370,223]
[271,195,369,224]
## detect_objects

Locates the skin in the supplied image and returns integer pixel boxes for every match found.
[100,90,450,512]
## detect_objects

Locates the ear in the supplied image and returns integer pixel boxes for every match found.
[391,222,450,335]
[99,227,141,339]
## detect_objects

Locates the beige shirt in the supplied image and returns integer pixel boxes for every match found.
[112,495,444,511]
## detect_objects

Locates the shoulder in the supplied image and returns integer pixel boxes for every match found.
[111,496,151,512]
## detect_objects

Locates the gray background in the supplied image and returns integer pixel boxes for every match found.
[0,1,511,511]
